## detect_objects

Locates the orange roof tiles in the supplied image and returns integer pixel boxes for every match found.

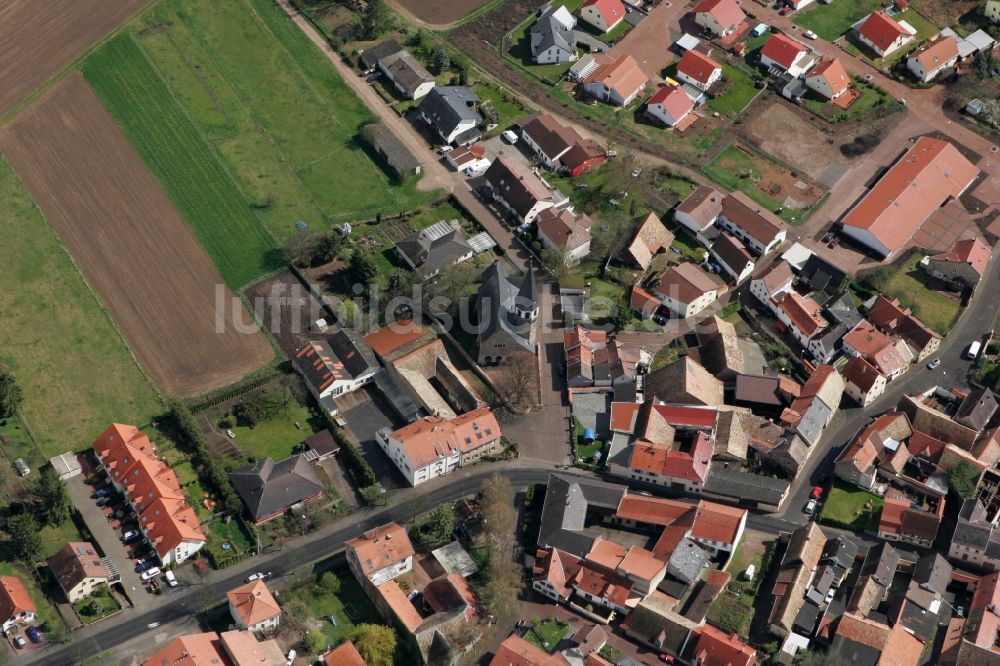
[490,635,571,666]
[677,49,722,86]
[630,284,662,316]
[837,424,880,472]
[840,137,979,256]
[693,0,745,31]
[778,292,826,338]
[807,58,850,97]
[581,0,626,26]
[843,355,884,393]
[586,537,627,571]
[346,523,414,575]
[142,632,225,666]
[836,612,890,650]
[844,320,908,377]
[533,548,581,599]
[364,320,426,358]
[879,493,908,536]
[688,624,757,666]
[227,579,281,627]
[585,54,648,100]
[882,622,926,666]
[610,402,643,433]
[139,496,206,559]
[762,33,808,70]
[968,572,1000,648]
[859,11,910,53]
[910,35,959,73]
[0,577,34,622]
[387,407,501,468]
[929,238,991,276]
[376,580,423,632]
[617,546,666,582]
[325,641,367,666]
[617,494,694,526]
[628,434,712,483]
[690,503,746,545]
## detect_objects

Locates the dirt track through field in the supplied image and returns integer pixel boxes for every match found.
[0,0,151,118]
[0,75,274,397]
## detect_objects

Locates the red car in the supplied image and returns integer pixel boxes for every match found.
[659,655,675,664]
[779,7,790,15]
[811,486,823,500]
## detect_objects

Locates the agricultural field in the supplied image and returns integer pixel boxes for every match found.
[82,35,281,289]
[131,0,438,240]
[0,0,150,118]
[395,0,504,26]
[0,75,275,398]
[0,156,162,456]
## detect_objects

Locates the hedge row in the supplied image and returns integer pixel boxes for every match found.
[323,415,380,500]
[169,401,243,514]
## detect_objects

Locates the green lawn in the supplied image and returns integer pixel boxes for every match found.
[72,584,120,624]
[898,9,940,42]
[881,253,960,336]
[231,401,322,462]
[801,79,900,122]
[702,144,801,222]
[40,515,86,560]
[706,592,754,637]
[0,156,162,457]
[505,0,587,83]
[794,0,885,41]
[471,80,531,134]
[819,481,884,532]
[206,517,254,553]
[526,618,569,653]
[82,35,280,289]
[292,573,384,647]
[708,64,762,116]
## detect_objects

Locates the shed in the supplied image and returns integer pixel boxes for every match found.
[431,541,480,577]
[13,459,30,477]
[751,23,770,37]
[303,429,340,461]
[360,122,422,180]
[49,452,82,480]
[966,99,984,116]
[675,34,700,52]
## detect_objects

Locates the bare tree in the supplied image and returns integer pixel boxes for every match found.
[492,355,536,413]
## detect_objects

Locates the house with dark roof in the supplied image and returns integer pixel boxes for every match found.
[48,542,113,603]
[530,4,577,64]
[955,387,999,431]
[920,237,991,288]
[229,455,325,524]
[878,489,944,548]
[848,542,899,616]
[520,114,580,169]
[483,156,555,226]
[839,136,978,259]
[646,261,725,319]
[710,232,755,283]
[733,373,798,413]
[865,294,941,362]
[418,86,482,146]
[717,191,786,256]
[768,523,827,638]
[703,466,790,510]
[360,122,422,180]
[395,220,473,279]
[294,328,381,414]
[843,355,887,407]
[359,39,403,73]
[476,262,538,365]
[377,50,435,99]
[537,208,592,264]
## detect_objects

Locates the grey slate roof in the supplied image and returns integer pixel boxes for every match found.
[911,552,952,595]
[229,454,324,521]
[379,50,434,97]
[328,328,380,379]
[418,86,481,140]
[360,39,403,71]
[666,538,710,584]
[955,387,999,430]
[799,254,848,294]
[821,537,859,579]
[537,474,625,557]
[823,291,863,328]
[858,542,899,587]
[395,220,471,276]
[477,262,537,355]
[530,6,576,62]
[703,466,789,505]
[360,122,421,177]
[795,397,832,446]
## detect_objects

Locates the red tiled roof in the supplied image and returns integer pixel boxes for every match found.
[227,579,280,626]
[616,494,694,526]
[836,423,880,471]
[325,641,367,666]
[693,0,746,31]
[778,292,826,338]
[841,136,978,256]
[139,496,206,559]
[654,262,723,305]
[968,572,1000,648]
[879,493,909,535]
[677,49,722,86]
[364,320,426,357]
[581,0,626,26]
[859,11,910,53]
[651,404,718,429]
[690,502,746,545]
[490,635,570,666]
[346,523,414,576]
[376,580,423,632]
[807,58,850,97]
[618,546,666,582]
[630,285,662,316]
[837,612,890,650]
[0,577,35,622]
[647,85,693,123]
[628,433,712,483]
[610,402,643,433]
[842,355,884,393]
[142,632,225,666]
[761,33,808,70]
[687,624,757,666]
[386,407,502,468]
[929,238,991,276]
[910,35,959,73]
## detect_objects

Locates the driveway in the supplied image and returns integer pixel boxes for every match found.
[338,386,409,489]
[65,473,156,610]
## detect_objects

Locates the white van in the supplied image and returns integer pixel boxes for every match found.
[967,340,983,360]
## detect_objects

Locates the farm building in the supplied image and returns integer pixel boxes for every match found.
[360,122,421,180]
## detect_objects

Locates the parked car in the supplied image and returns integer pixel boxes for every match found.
[164,571,178,587]
[825,588,836,603]
[811,486,823,500]
[122,530,139,543]
[501,129,519,144]
[141,567,162,581]
[13,635,26,648]
[92,488,110,499]
[96,497,112,507]
[955,606,965,618]
[245,572,266,583]
[966,341,982,360]
[804,30,817,39]
[25,627,42,644]
[135,560,154,573]
[631,168,642,178]
[927,358,941,369]
[804,499,818,515]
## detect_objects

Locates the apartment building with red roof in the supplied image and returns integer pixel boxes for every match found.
[0,576,35,633]
[856,11,915,58]
[645,85,695,129]
[805,57,851,99]
[840,137,979,259]
[581,54,648,106]
[676,49,723,91]
[227,579,281,633]
[760,33,815,77]
[843,355,888,407]
[376,407,502,486]
[693,0,746,37]
[920,237,991,287]
[578,0,626,33]
[346,522,415,587]
[92,424,205,566]
[906,34,959,82]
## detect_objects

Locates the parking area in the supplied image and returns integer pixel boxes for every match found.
[65,461,158,610]
[338,386,409,489]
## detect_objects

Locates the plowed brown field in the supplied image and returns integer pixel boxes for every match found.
[0,0,151,117]
[392,0,492,25]
[0,75,273,397]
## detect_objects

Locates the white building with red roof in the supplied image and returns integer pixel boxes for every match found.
[227,579,281,633]
[856,11,915,58]
[676,49,723,91]
[346,522,415,586]
[842,355,887,407]
[645,85,695,128]
[907,35,959,82]
[581,54,648,106]
[693,0,746,37]
[920,237,991,287]
[760,33,815,78]
[578,0,626,33]
[805,58,851,99]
